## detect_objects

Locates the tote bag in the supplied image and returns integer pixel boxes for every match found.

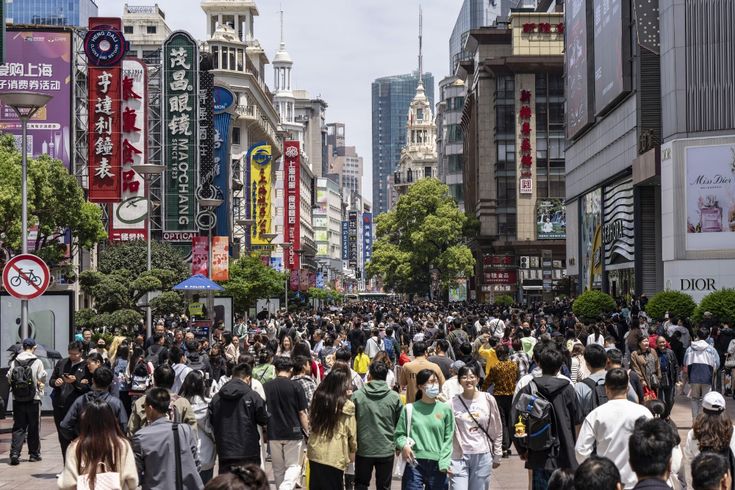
[393,404,415,477]
[76,463,121,490]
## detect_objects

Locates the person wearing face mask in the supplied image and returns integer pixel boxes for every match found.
[450,365,502,490]
[394,369,454,489]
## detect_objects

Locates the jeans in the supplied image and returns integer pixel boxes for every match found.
[52,404,72,461]
[495,395,513,451]
[271,439,304,490]
[200,468,214,484]
[11,400,40,458]
[402,459,448,490]
[689,383,711,419]
[658,384,675,418]
[355,455,394,490]
[449,453,492,490]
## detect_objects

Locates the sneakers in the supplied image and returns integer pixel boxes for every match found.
[29,455,42,462]
[9,456,19,466]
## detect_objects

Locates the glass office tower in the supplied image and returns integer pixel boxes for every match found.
[6,0,98,27]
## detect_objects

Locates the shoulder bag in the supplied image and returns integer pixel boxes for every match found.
[457,393,494,441]
[393,404,414,477]
[76,462,122,490]
[172,423,183,490]
[726,340,735,369]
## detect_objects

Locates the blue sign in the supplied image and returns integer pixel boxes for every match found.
[84,26,127,66]
[213,110,232,238]
[363,212,373,266]
[316,272,325,289]
[213,86,235,114]
[341,220,349,260]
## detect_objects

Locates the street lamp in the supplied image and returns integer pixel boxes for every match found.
[280,242,293,312]
[131,163,165,339]
[295,249,304,293]
[199,198,224,280]
[0,92,52,340]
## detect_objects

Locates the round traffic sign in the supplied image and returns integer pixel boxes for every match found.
[2,254,51,300]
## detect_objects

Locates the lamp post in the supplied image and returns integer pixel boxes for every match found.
[131,163,165,339]
[198,197,223,326]
[0,92,52,340]
[295,249,304,293]
[280,242,293,312]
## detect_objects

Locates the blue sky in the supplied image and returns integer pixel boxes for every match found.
[99,0,465,202]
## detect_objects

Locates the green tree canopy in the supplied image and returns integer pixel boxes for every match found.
[0,134,106,264]
[366,178,475,296]
[221,255,287,313]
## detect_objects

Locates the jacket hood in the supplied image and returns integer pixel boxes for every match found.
[691,339,711,351]
[219,378,251,400]
[531,375,570,397]
[86,390,111,402]
[342,399,355,416]
[362,380,392,399]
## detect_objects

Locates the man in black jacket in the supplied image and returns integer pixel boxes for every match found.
[208,362,269,474]
[60,367,128,439]
[49,341,87,460]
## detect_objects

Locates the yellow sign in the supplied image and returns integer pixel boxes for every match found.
[590,224,603,290]
[249,144,273,246]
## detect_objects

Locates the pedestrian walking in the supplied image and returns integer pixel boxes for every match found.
[628,418,679,490]
[352,360,403,490]
[180,371,218,483]
[449,365,502,490]
[57,399,138,489]
[690,452,732,490]
[60,367,128,439]
[655,336,679,418]
[573,457,624,490]
[49,341,87,461]
[486,344,519,457]
[132,387,204,489]
[394,369,454,490]
[398,341,446,404]
[684,328,721,418]
[7,338,47,466]
[630,336,661,402]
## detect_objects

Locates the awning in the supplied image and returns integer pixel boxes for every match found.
[172,274,225,291]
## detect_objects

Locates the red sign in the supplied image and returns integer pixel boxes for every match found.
[110,58,148,240]
[191,236,208,276]
[2,254,51,300]
[483,254,514,269]
[483,270,517,285]
[211,236,229,281]
[283,141,301,290]
[518,88,534,195]
[88,65,122,202]
[522,22,564,34]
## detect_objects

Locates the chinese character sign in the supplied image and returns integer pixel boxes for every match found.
[212,236,229,281]
[163,31,198,232]
[341,220,349,260]
[518,88,534,195]
[191,236,208,276]
[362,212,373,266]
[283,141,301,287]
[0,30,72,169]
[348,211,358,269]
[110,58,148,241]
[249,144,273,246]
[88,66,122,202]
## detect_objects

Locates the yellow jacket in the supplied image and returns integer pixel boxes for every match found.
[353,353,370,375]
[478,346,499,376]
[307,399,357,471]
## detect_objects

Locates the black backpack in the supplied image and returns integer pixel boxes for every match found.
[581,377,609,412]
[10,358,39,402]
[513,380,559,455]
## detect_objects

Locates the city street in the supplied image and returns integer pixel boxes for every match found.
[0,392,719,489]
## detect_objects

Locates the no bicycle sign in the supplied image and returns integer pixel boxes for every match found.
[2,254,51,300]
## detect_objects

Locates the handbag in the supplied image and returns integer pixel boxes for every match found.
[726,340,735,368]
[643,386,658,402]
[393,403,414,477]
[76,462,121,490]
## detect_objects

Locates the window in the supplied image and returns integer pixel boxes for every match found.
[220,47,228,69]
[497,140,516,163]
[229,49,236,72]
[449,184,464,203]
[124,25,133,34]
[454,96,465,110]
[496,105,515,135]
[447,124,463,143]
[448,154,463,173]
[232,127,240,145]
[496,76,515,99]
[212,46,219,69]
[146,25,156,34]
[417,108,424,121]
[237,49,244,72]
[424,166,432,179]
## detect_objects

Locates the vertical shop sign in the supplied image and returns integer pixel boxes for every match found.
[191,236,208,276]
[341,220,349,260]
[248,143,273,246]
[283,141,301,289]
[348,211,358,269]
[163,31,198,232]
[518,88,534,195]
[110,58,147,240]
[362,212,373,266]
[212,85,235,238]
[211,236,229,281]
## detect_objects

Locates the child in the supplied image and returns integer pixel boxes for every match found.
[398,344,411,367]
[352,345,370,378]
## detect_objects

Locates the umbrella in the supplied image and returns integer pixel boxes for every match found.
[6,343,62,359]
[172,274,225,292]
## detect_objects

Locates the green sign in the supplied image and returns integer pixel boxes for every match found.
[163,31,198,232]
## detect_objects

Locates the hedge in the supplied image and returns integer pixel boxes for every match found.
[572,290,616,322]
[693,289,735,325]
[494,294,514,307]
[645,290,697,321]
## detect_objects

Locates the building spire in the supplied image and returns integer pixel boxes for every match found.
[418,4,423,85]
[280,2,284,45]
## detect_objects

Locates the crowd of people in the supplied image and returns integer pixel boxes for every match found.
[4,298,735,490]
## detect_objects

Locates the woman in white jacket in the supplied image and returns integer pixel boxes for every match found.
[180,371,217,484]
[682,391,735,489]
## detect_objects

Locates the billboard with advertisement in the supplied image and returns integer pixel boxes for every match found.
[163,31,199,232]
[213,85,234,238]
[537,199,566,240]
[283,141,301,287]
[565,0,594,139]
[593,0,631,115]
[191,236,208,276]
[580,188,603,290]
[686,144,735,251]
[248,143,273,246]
[211,236,229,281]
[110,58,148,241]
[0,30,72,169]
[448,280,468,302]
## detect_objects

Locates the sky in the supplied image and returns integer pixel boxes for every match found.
[98,0,465,203]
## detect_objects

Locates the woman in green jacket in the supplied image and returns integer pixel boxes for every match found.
[395,368,454,490]
[306,365,357,490]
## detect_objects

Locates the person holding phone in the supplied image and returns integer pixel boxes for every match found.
[50,341,88,461]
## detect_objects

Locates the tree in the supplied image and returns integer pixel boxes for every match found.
[572,290,616,323]
[0,134,106,265]
[693,289,735,325]
[98,240,189,280]
[645,291,697,321]
[221,255,287,313]
[366,179,475,296]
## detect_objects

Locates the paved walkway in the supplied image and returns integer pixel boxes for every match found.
[0,393,720,489]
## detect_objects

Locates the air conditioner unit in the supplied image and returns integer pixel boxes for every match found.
[520,256,530,268]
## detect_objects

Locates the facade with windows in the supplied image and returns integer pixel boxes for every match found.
[436,76,466,210]
[122,4,171,64]
[459,11,566,303]
[448,0,507,73]
[5,0,97,27]
[326,122,363,199]
[371,72,434,215]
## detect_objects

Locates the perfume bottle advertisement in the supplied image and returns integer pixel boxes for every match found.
[686,144,735,250]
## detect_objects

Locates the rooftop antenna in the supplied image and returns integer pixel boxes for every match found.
[280,2,284,45]
[418,4,423,85]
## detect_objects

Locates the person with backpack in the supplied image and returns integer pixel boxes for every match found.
[511,345,582,489]
[364,328,383,360]
[7,338,47,466]
[574,344,611,418]
[685,328,721,419]
[49,341,88,461]
[60,367,128,439]
[575,369,653,489]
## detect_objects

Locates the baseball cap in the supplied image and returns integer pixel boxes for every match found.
[21,338,36,349]
[450,360,466,371]
[702,391,726,413]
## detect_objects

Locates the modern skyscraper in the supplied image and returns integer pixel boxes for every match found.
[372,72,434,216]
[448,0,507,74]
[5,0,98,27]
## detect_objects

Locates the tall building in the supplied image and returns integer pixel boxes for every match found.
[372,71,434,215]
[327,123,363,199]
[314,177,343,285]
[436,76,466,209]
[294,90,328,177]
[122,4,172,64]
[448,0,507,73]
[459,8,566,303]
[5,0,98,27]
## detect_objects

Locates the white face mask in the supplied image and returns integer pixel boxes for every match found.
[424,384,440,399]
